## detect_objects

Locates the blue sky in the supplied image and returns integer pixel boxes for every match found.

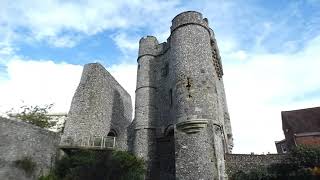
[0,0,320,153]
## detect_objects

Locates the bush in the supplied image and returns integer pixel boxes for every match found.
[7,104,56,129]
[14,156,37,177]
[38,173,57,180]
[289,145,320,168]
[42,150,145,180]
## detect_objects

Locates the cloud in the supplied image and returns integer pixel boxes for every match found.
[0,59,83,116]
[0,57,138,120]
[46,34,82,48]
[107,62,137,112]
[0,44,15,56]
[224,35,320,153]
[111,33,139,56]
[0,0,181,48]
[226,50,248,61]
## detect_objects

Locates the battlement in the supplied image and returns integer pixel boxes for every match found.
[171,11,209,33]
[138,36,170,59]
[138,11,215,61]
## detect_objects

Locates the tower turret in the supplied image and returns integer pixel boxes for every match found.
[170,11,226,179]
[131,11,233,180]
[133,36,159,179]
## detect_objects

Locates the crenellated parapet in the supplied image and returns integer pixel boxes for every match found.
[171,11,210,33]
[138,36,170,60]
[138,36,159,58]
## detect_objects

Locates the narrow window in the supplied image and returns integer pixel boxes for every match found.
[161,63,169,77]
[167,129,174,136]
[169,89,173,107]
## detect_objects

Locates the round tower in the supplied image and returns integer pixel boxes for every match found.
[170,11,223,179]
[133,36,159,179]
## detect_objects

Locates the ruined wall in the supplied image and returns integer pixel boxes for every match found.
[60,63,132,151]
[225,154,288,176]
[0,117,60,179]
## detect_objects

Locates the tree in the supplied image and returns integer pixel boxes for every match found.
[7,103,56,129]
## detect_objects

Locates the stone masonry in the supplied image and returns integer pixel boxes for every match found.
[131,11,233,180]
[60,63,132,151]
[0,117,60,180]
[225,154,288,176]
[60,11,233,180]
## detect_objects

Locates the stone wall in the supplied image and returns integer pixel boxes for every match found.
[0,117,60,180]
[225,154,288,176]
[60,63,132,151]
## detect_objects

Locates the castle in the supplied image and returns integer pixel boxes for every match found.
[1,11,299,180]
[60,11,233,180]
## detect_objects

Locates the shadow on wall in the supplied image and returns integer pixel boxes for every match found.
[111,89,129,150]
[157,125,175,180]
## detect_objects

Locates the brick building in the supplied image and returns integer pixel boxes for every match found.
[275,106,320,153]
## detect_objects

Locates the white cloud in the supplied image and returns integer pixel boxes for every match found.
[47,35,81,48]
[0,57,137,120]
[112,33,139,56]
[224,35,320,153]
[107,63,137,113]
[0,0,181,48]
[0,60,83,115]
[227,50,247,61]
[0,44,14,56]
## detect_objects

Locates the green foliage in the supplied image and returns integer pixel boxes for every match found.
[14,156,37,177]
[231,146,320,180]
[110,151,146,180]
[7,104,56,128]
[289,145,320,168]
[42,150,145,180]
[38,173,57,180]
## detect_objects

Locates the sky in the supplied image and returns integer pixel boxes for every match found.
[0,0,319,154]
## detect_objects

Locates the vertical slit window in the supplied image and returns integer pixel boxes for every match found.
[169,89,173,107]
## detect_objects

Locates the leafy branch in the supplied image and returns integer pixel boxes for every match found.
[7,103,56,129]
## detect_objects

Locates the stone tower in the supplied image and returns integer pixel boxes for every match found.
[131,11,233,180]
[60,11,232,180]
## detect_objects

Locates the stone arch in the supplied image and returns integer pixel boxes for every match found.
[108,129,117,137]
[164,124,174,137]
[158,124,175,180]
